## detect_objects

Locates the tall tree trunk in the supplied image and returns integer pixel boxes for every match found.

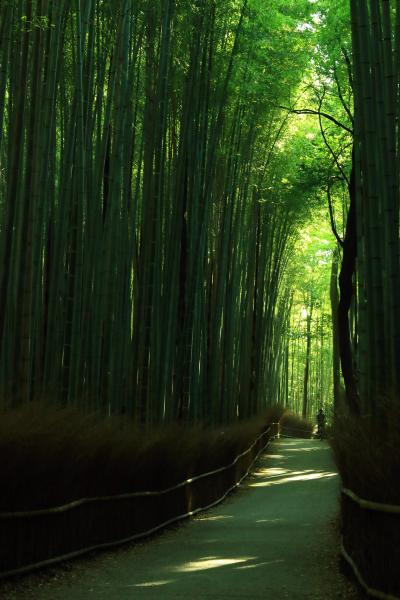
[338,154,360,414]
[330,245,341,412]
[302,300,313,419]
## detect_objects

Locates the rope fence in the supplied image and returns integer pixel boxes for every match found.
[0,423,278,578]
[8,417,393,595]
[0,426,274,520]
[340,539,399,600]
[342,488,400,515]
[340,487,400,600]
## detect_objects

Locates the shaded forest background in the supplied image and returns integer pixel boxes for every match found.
[0,0,343,426]
[0,0,399,485]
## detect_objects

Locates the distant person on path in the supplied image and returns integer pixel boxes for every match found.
[316,408,326,440]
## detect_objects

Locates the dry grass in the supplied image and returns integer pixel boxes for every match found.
[331,400,400,597]
[331,400,400,504]
[279,411,314,438]
[0,403,284,512]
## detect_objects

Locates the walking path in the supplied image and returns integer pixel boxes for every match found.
[2,439,363,599]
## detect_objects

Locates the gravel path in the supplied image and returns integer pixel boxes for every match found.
[1,439,365,599]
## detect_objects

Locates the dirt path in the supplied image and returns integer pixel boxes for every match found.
[1,439,365,599]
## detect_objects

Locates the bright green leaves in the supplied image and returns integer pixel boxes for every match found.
[19,14,54,31]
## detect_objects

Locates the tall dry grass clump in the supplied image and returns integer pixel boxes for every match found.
[331,399,400,505]
[0,403,283,513]
[331,399,400,597]
[279,411,314,438]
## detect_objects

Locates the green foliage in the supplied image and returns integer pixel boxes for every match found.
[0,0,363,427]
[0,0,323,426]
[284,209,336,418]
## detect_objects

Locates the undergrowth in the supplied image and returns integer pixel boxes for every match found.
[0,403,284,512]
[331,400,400,504]
[279,411,314,438]
[331,400,400,597]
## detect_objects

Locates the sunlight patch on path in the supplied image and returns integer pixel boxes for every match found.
[132,580,175,588]
[173,556,254,572]
[236,559,285,570]
[283,446,331,452]
[255,518,285,524]
[250,469,337,487]
[196,514,234,522]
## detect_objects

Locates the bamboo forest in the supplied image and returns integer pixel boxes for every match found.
[0,0,399,598]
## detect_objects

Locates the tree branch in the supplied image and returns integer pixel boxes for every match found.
[341,46,353,92]
[333,63,354,125]
[337,150,360,414]
[316,87,351,186]
[279,105,353,134]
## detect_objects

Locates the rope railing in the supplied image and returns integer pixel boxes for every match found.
[342,487,400,515]
[341,539,399,600]
[0,422,278,578]
[8,417,393,594]
[0,425,274,520]
[341,483,400,598]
